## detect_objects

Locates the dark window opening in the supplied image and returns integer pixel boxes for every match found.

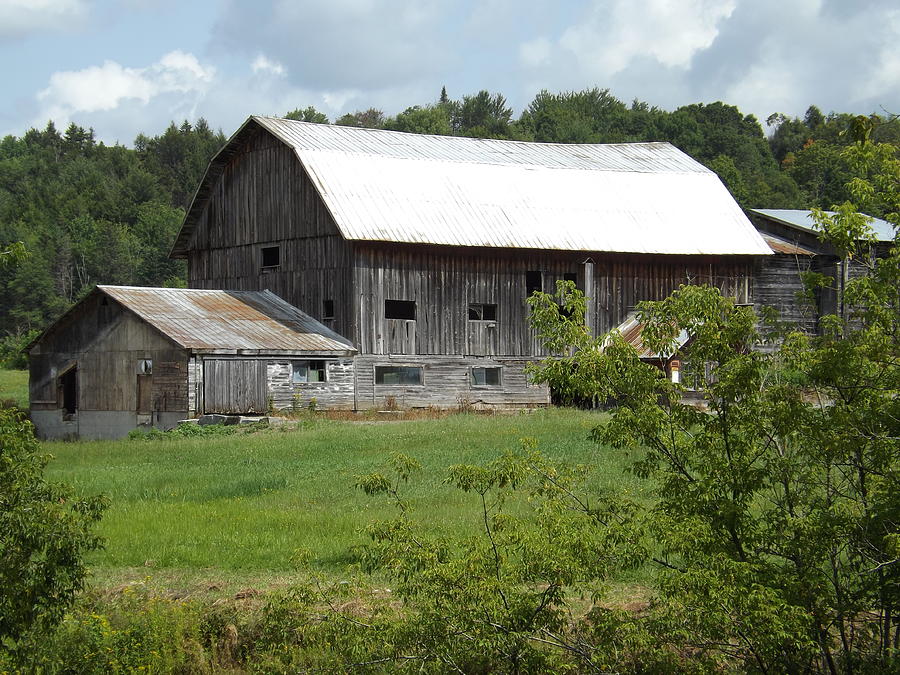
[60,367,77,415]
[526,270,542,297]
[323,299,334,319]
[468,303,497,321]
[471,366,501,386]
[261,245,280,269]
[293,360,327,383]
[375,365,423,385]
[563,272,578,285]
[385,299,416,320]
[100,296,109,306]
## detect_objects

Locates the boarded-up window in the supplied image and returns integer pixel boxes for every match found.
[375,366,423,385]
[471,367,501,386]
[137,374,152,413]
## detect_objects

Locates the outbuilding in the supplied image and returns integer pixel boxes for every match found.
[28,285,356,440]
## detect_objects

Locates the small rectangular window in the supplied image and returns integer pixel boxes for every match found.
[468,303,497,321]
[471,367,501,386]
[526,270,542,297]
[375,366,423,385]
[385,299,416,320]
[261,245,280,269]
[293,360,327,383]
[563,272,578,285]
[323,299,334,319]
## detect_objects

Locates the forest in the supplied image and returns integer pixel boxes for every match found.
[1,86,898,363]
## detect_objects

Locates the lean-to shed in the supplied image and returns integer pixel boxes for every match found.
[28,286,355,440]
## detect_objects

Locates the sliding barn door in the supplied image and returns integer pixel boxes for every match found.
[203,359,268,414]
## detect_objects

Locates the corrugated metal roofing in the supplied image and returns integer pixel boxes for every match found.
[751,209,896,243]
[760,232,817,256]
[173,116,773,257]
[99,286,355,353]
[609,314,690,360]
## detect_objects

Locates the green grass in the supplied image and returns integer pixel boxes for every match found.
[0,367,28,409]
[44,409,648,590]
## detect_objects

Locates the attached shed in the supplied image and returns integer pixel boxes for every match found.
[749,209,895,333]
[28,286,356,440]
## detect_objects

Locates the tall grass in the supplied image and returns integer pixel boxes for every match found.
[0,367,28,409]
[45,409,646,586]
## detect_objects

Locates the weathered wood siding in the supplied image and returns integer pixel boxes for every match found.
[352,244,754,356]
[753,254,819,333]
[354,354,549,409]
[202,359,269,414]
[186,126,354,337]
[266,359,355,410]
[28,293,189,414]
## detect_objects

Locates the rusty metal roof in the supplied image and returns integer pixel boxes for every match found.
[751,209,895,243]
[760,232,817,256]
[608,314,690,360]
[99,286,355,353]
[173,116,772,257]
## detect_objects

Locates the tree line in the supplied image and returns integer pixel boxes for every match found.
[1,86,898,362]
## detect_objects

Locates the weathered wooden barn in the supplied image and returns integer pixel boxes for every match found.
[171,117,773,409]
[749,209,895,333]
[28,286,355,440]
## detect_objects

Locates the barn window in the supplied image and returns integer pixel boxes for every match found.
[261,245,280,269]
[563,272,578,286]
[468,303,497,321]
[385,299,416,320]
[323,299,334,320]
[471,367,502,386]
[375,366,423,385]
[526,270,542,297]
[293,360,327,383]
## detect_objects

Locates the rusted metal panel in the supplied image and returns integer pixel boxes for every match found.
[99,286,355,354]
[760,233,817,256]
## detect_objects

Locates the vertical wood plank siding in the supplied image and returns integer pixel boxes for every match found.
[187,127,354,337]
[353,244,754,356]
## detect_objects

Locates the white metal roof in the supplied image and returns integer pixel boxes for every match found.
[175,116,773,256]
[751,209,895,243]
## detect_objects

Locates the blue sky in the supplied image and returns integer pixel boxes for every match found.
[2,0,899,145]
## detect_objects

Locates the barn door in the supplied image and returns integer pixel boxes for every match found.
[203,359,268,414]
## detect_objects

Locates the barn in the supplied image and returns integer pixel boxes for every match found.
[28,285,355,440]
[749,208,895,333]
[170,116,773,409]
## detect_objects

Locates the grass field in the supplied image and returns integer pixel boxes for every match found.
[0,367,28,409]
[44,409,648,593]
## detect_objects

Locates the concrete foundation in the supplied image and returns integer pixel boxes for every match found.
[31,409,187,441]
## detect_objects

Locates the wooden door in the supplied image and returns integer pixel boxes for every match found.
[203,359,268,414]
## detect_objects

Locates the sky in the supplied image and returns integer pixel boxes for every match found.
[1,0,899,145]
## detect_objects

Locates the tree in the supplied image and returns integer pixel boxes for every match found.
[335,108,386,129]
[283,106,329,124]
[0,410,108,661]
[523,129,899,672]
[386,104,452,136]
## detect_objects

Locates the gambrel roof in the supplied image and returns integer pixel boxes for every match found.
[173,116,772,257]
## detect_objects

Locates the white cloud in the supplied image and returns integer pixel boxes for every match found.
[560,0,736,76]
[251,54,286,77]
[519,37,552,68]
[35,50,216,129]
[0,0,87,39]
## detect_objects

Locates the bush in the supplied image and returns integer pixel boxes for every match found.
[0,409,108,663]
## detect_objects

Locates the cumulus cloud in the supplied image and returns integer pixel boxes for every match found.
[251,54,286,77]
[0,0,87,40]
[559,0,736,76]
[35,50,216,131]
